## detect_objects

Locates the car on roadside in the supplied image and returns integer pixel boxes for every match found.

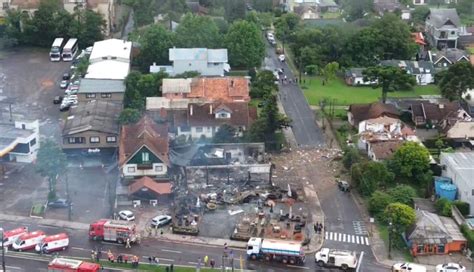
[53,96,63,104]
[60,80,69,89]
[47,199,71,209]
[279,54,286,62]
[62,73,70,81]
[337,180,350,192]
[436,263,466,272]
[65,89,78,95]
[118,210,135,221]
[151,215,172,227]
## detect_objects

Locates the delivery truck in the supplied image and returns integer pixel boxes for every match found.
[48,258,100,272]
[35,233,69,253]
[12,230,46,251]
[2,227,28,247]
[315,248,358,271]
[89,219,138,244]
[246,237,305,265]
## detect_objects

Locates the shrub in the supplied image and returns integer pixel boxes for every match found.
[461,224,474,251]
[369,191,393,217]
[342,147,360,169]
[387,185,417,206]
[435,198,452,217]
[47,191,57,201]
[453,200,470,216]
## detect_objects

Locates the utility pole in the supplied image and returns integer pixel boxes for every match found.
[65,172,72,221]
[388,221,393,259]
[1,228,5,272]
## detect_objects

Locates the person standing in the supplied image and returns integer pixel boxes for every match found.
[204,255,209,266]
[125,238,131,248]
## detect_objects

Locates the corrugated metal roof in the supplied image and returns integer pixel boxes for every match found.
[78,79,125,94]
[169,48,228,63]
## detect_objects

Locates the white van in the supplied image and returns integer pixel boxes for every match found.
[12,230,46,251]
[35,233,69,253]
[2,227,28,247]
[392,262,427,272]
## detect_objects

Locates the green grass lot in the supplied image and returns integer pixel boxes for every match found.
[100,261,217,271]
[301,76,440,106]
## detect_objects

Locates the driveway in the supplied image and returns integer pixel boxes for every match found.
[264,44,325,147]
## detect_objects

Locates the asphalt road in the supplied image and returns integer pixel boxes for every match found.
[0,219,382,271]
[264,44,326,148]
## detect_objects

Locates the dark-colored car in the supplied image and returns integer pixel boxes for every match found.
[47,198,71,208]
[53,96,63,104]
[62,73,70,81]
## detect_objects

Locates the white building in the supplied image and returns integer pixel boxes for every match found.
[150,48,230,77]
[0,120,40,163]
[440,152,474,215]
[85,38,132,80]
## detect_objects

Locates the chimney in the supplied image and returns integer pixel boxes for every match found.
[231,80,234,87]
[209,104,213,114]
[190,105,193,116]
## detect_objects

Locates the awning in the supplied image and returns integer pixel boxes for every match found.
[129,176,172,196]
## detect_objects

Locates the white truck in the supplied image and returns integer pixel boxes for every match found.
[246,237,305,265]
[315,248,358,271]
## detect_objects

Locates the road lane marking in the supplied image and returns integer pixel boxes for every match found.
[343,234,346,242]
[325,232,328,239]
[7,266,22,269]
[351,235,355,243]
[38,225,57,229]
[356,236,360,244]
[356,251,364,272]
[287,265,310,269]
[365,237,370,245]
[338,233,342,241]
[142,256,174,262]
[188,261,198,265]
[71,247,88,251]
[161,249,182,254]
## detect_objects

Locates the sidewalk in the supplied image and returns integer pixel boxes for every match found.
[0,212,89,230]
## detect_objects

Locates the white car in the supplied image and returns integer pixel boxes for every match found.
[267,32,274,40]
[151,215,172,227]
[436,263,466,272]
[118,210,135,221]
[60,80,69,89]
[65,89,78,95]
[279,54,286,62]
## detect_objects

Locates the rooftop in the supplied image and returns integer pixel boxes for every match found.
[349,102,400,125]
[183,102,257,128]
[78,79,125,94]
[89,38,132,62]
[62,100,122,136]
[427,8,461,29]
[0,121,37,157]
[187,77,250,102]
[129,177,172,195]
[446,121,474,139]
[162,78,193,94]
[169,48,228,63]
[370,140,403,160]
[441,152,474,170]
[85,61,130,80]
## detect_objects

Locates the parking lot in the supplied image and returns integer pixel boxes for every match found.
[0,48,114,223]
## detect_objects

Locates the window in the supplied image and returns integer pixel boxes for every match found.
[67,137,84,144]
[196,127,203,133]
[471,189,474,196]
[154,165,163,172]
[106,136,116,143]
[142,152,150,162]
[90,136,100,143]
[127,166,136,173]
[21,124,26,129]
[2,2,9,9]
[451,31,455,35]
[30,138,36,147]
[101,93,112,98]
[102,57,107,60]
[438,244,445,253]
[86,93,96,98]
[111,56,117,60]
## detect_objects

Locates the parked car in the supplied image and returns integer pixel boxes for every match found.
[118,210,135,221]
[436,263,466,272]
[151,215,172,227]
[278,54,286,62]
[60,80,69,89]
[65,89,78,95]
[53,96,63,104]
[47,199,71,208]
[337,180,350,192]
[392,263,426,272]
[62,73,70,81]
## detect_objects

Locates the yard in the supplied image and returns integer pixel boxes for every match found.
[301,76,440,106]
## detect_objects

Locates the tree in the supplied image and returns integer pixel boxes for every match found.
[225,20,265,69]
[224,0,246,22]
[389,142,431,183]
[387,185,417,206]
[341,0,373,21]
[438,62,474,101]
[74,10,105,48]
[213,124,237,143]
[248,95,291,143]
[369,191,393,217]
[411,6,430,25]
[75,58,90,78]
[435,198,452,217]
[175,13,222,48]
[274,13,301,42]
[135,25,175,72]
[342,146,360,169]
[383,203,416,230]
[22,0,63,47]
[119,108,142,124]
[351,161,394,196]
[35,139,67,199]
[250,70,278,98]
[363,66,416,103]
[320,61,339,84]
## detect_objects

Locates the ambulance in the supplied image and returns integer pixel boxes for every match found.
[35,233,69,253]
[12,230,46,251]
[2,227,28,247]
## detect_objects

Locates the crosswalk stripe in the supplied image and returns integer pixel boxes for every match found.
[343,234,346,242]
[338,233,342,241]
[329,232,333,240]
[325,232,328,240]
[365,237,369,245]
[351,235,355,243]
[356,236,360,244]
[325,231,370,246]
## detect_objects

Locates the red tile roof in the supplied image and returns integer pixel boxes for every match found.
[129,176,171,195]
[187,77,250,102]
[349,102,399,125]
[119,115,169,167]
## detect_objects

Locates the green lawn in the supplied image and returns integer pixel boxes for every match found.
[100,261,218,271]
[301,76,440,106]
[467,47,474,54]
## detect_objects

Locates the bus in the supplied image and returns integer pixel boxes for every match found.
[61,38,79,62]
[50,38,65,62]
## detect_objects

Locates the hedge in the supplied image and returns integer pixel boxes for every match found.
[460,224,474,251]
[454,200,470,216]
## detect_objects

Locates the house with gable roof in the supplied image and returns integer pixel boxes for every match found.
[119,115,170,179]
[425,8,461,49]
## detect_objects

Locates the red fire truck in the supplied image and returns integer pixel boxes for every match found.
[47,258,100,272]
[89,219,138,244]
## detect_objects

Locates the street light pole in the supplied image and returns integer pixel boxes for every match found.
[388,222,393,259]
[1,228,6,272]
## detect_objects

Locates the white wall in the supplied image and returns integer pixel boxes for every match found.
[122,163,168,177]
[441,155,474,215]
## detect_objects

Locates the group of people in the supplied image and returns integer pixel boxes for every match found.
[202,255,216,268]
[313,222,324,234]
